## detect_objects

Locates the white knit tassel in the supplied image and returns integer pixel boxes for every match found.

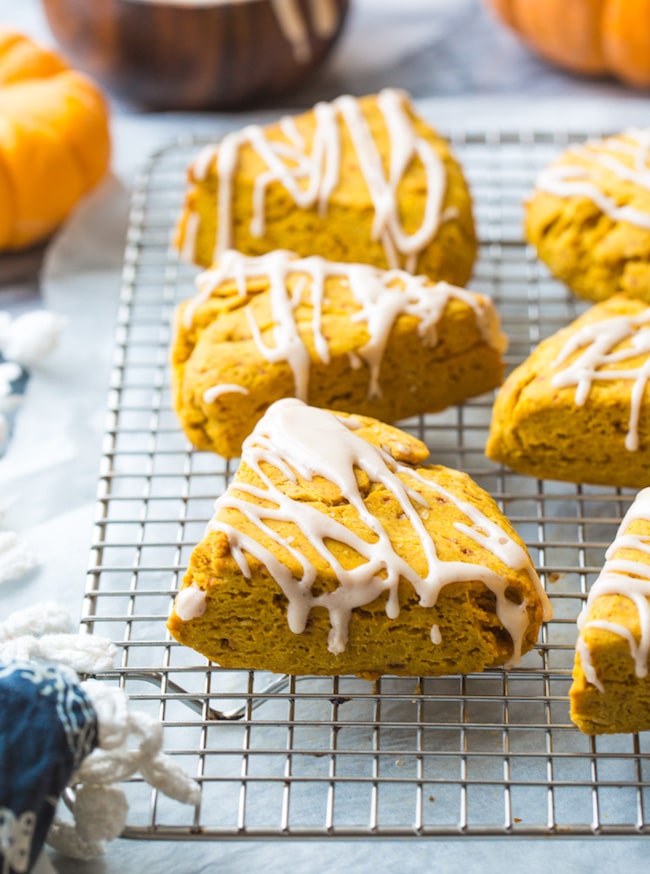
[0,602,201,862]
[46,820,105,861]
[73,786,129,843]
[0,603,116,672]
[79,682,200,805]
[0,602,73,639]
[46,679,200,860]
[0,528,38,586]
[0,309,65,368]
[140,753,202,804]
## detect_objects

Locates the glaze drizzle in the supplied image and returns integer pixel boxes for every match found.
[577,487,650,692]
[187,89,448,273]
[203,384,250,404]
[536,129,650,231]
[188,250,503,407]
[205,399,549,662]
[550,308,650,452]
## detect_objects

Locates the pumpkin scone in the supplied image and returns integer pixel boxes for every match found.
[172,249,507,458]
[167,400,550,678]
[525,130,650,302]
[486,294,650,488]
[0,28,111,251]
[571,488,650,734]
[176,88,477,285]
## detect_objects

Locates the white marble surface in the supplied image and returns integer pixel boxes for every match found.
[3,0,650,871]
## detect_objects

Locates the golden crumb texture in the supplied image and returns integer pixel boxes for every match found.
[571,510,650,734]
[172,257,506,457]
[176,92,477,286]
[167,413,546,678]
[486,294,650,488]
[525,132,650,303]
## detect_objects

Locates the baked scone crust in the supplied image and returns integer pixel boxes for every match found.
[571,488,650,734]
[168,400,550,679]
[525,130,650,302]
[176,89,477,286]
[486,294,650,488]
[172,250,506,458]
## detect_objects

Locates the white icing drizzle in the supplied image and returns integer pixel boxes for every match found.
[189,248,257,324]
[348,351,363,370]
[536,129,650,231]
[174,582,207,621]
[184,249,502,405]
[440,205,459,223]
[205,398,547,663]
[180,211,200,263]
[203,384,249,404]
[578,487,650,691]
[192,144,220,181]
[550,308,650,452]
[188,89,448,272]
[575,636,604,693]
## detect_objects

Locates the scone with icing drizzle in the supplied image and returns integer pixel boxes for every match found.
[571,488,650,734]
[526,130,650,302]
[172,249,506,458]
[486,294,650,488]
[176,89,477,286]
[167,400,550,678]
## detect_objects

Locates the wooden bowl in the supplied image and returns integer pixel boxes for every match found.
[42,0,350,111]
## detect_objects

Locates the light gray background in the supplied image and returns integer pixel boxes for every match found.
[2,1,650,871]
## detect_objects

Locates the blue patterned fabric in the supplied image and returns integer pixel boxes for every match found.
[0,659,98,873]
[0,356,26,457]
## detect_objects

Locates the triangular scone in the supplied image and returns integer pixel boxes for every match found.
[173,250,507,458]
[168,400,550,679]
[176,89,477,286]
[486,294,650,488]
[571,488,650,734]
[525,130,650,303]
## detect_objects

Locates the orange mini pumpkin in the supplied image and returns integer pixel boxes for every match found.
[0,28,111,251]
[487,0,650,88]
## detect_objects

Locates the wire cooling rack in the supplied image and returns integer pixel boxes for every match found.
[82,128,650,841]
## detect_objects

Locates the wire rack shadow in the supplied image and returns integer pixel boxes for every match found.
[82,128,650,840]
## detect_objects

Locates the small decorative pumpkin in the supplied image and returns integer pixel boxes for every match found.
[487,0,650,88]
[0,28,111,251]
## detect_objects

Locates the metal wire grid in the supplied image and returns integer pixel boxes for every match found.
[82,128,650,840]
